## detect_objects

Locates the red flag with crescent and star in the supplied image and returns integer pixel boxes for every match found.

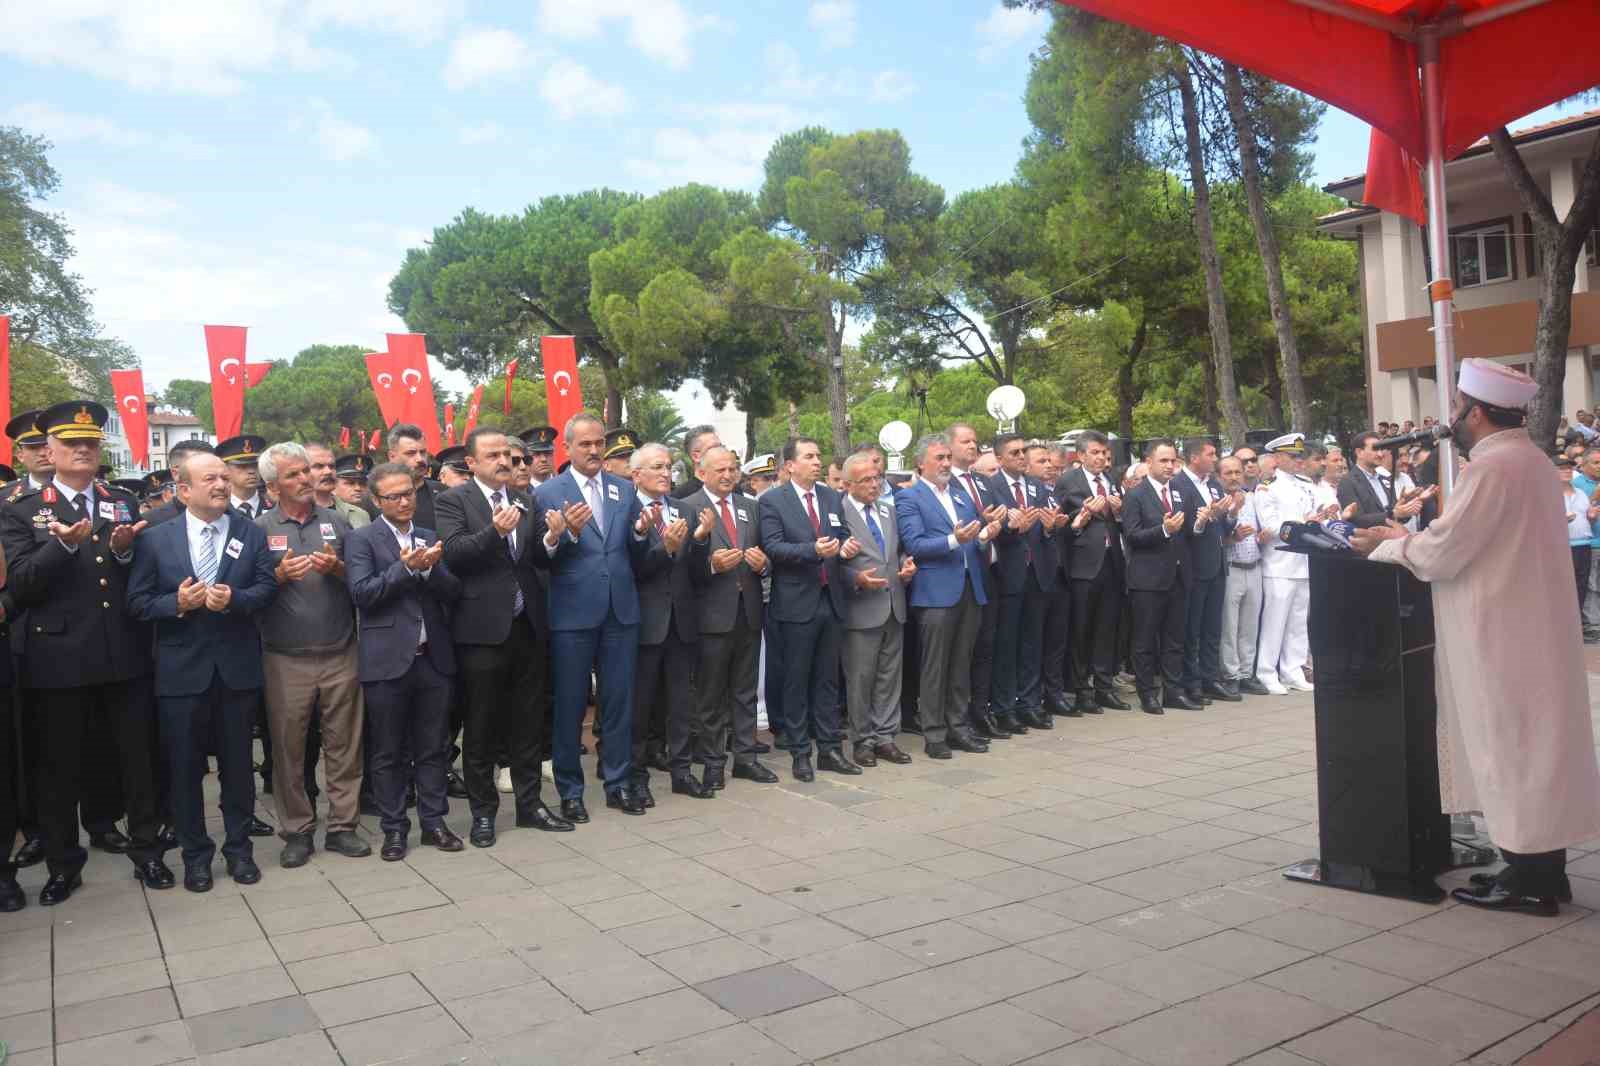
[464,384,484,437]
[368,430,381,451]
[541,335,582,468]
[244,362,272,389]
[365,351,402,427]
[384,332,442,453]
[110,369,150,468]
[444,403,455,447]
[340,426,351,448]
[503,358,520,416]
[0,315,10,466]
[204,324,247,439]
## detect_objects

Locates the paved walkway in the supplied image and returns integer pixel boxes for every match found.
[2,687,1598,1066]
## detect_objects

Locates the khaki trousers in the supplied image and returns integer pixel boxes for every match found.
[264,642,364,835]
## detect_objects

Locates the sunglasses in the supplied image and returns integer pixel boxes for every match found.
[510,457,526,466]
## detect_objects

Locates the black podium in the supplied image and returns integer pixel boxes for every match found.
[1282,551,1490,903]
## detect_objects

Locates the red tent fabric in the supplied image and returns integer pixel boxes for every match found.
[1364,127,1425,225]
[1056,0,1600,160]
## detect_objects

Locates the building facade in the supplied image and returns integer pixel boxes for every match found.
[147,408,213,472]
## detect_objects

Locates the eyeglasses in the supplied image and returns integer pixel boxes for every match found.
[374,489,416,503]
[510,457,526,466]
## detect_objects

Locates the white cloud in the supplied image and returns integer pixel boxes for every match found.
[869,70,916,103]
[81,181,180,219]
[975,4,1047,61]
[309,99,375,161]
[442,26,531,90]
[762,43,852,100]
[535,0,724,70]
[624,102,819,188]
[304,0,465,40]
[458,121,505,145]
[3,101,222,160]
[807,1,857,47]
[538,59,628,121]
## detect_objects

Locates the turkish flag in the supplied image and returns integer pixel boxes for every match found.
[385,332,442,453]
[0,315,10,467]
[110,369,150,468]
[365,351,402,427]
[368,429,381,451]
[1363,127,1425,227]
[541,335,583,468]
[244,362,272,388]
[444,403,456,447]
[464,384,484,437]
[503,358,520,416]
[204,324,247,439]
[340,426,351,448]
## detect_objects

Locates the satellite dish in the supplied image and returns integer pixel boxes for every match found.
[879,420,913,455]
[987,385,1026,426]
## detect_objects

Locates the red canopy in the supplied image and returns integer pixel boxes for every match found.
[1056,0,1600,160]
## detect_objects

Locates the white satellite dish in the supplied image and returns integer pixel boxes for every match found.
[879,420,913,472]
[987,385,1026,431]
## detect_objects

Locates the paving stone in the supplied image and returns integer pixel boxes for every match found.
[1022,925,1152,971]
[813,1029,983,1066]
[0,978,51,1019]
[612,912,725,955]
[413,951,536,1002]
[270,920,381,963]
[751,994,905,1059]
[1166,928,1314,977]
[878,918,1009,965]
[695,961,837,1019]
[56,1019,195,1066]
[789,938,928,992]
[166,938,280,983]
[1285,1016,1460,1066]
[548,958,683,1010]
[737,914,859,961]
[1011,1040,1151,1065]
[1359,985,1534,1058]
[1097,981,1341,1066]
[0,1009,52,1053]
[441,978,580,1041]
[1241,909,1386,952]
[193,1030,342,1066]
[1328,931,1482,982]
[651,935,779,984]
[54,986,180,1043]
[1011,975,1166,1035]
[917,1001,1078,1065]
[853,945,1074,1027]
[184,994,322,1054]
[306,973,434,1027]
[53,957,171,1007]
[1093,951,1243,1006]
[1431,956,1599,1020]
[328,1004,469,1066]
[631,1021,802,1066]
[1497,930,1600,986]
[1255,954,1414,1012]
[175,965,298,1017]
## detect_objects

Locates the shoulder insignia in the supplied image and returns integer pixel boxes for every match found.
[41,485,57,504]
[95,479,112,495]
[7,484,22,503]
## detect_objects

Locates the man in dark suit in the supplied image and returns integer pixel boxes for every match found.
[947,422,1010,738]
[1059,431,1129,714]
[1122,442,1203,714]
[127,452,279,891]
[671,425,721,500]
[533,413,654,818]
[0,607,16,910]
[759,436,858,782]
[685,446,776,788]
[347,462,466,861]
[437,427,571,847]
[0,402,170,904]
[987,433,1057,732]
[365,423,445,532]
[1176,438,1242,705]
[1339,430,1426,529]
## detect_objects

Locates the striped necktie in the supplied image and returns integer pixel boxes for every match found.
[197,524,219,585]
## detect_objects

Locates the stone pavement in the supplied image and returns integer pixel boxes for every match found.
[3,687,1600,1066]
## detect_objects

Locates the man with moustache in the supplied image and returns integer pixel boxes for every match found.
[506,437,533,493]
[1216,455,1267,696]
[334,455,373,510]
[518,426,558,489]
[306,442,370,529]
[1058,431,1129,714]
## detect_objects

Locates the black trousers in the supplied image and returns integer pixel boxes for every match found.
[635,631,696,780]
[1070,565,1123,695]
[161,676,256,870]
[763,613,787,751]
[696,614,760,770]
[993,581,1046,716]
[1181,571,1226,691]
[900,606,921,729]
[364,655,451,836]
[457,616,546,820]
[1573,546,1591,613]
[1501,848,1568,898]
[19,688,122,838]
[32,682,160,875]
[1129,582,1187,696]
[1,683,16,876]
[968,582,998,725]
[777,607,842,757]
[1040,573,1074,705]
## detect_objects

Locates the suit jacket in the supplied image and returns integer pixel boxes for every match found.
[345,520,463,682]
[532,469,650,631]
[987,471,1052,595]
[895,477,989,610]
[683,489,763,633]
[1058,467,1123,582]
[633,495,699,646]
[435,480,549,644]
[671,475,703,501]
[125,510,278,697]
[144,498,183,526]
[1122,478,1189,592]
[1337,468,1394,528]
[759,480,849,624]
[1175,468,1229,582]
[839,493,908,629]
[362,477,443,532]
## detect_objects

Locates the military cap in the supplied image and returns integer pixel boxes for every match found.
[520,425,557,453]
[5,409,46,446]
[1264,432,1306,456]
[335,453,373,481]
[38,400,109,442]
[603,427,638,461]
[112,477,148,499]
[215,435,267,466]
[0,464,14,483]
[741,453,776,477]
[145,469,174,493]
[436,445,469,473]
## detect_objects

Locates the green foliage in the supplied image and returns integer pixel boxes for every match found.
[160,379,209,413]
[187,344,388,446]
[0,127,93,352]
[623,390,686,450]
[10,340,78,412]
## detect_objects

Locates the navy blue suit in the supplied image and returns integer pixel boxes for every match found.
[988,472,1052,721]
[1176,470,1230,693]
[127,512,278,870]
[533,470,650,799]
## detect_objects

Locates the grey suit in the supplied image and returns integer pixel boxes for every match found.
[839,494,907,747]
[684,489,764,771]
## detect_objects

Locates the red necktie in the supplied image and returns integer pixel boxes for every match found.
[964,474,981,510]
[1161,486,1172,515]
[651,501,665,534]
[804,490,828,586]
[719,497,738,545]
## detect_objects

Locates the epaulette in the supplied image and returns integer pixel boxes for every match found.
[4,480,23,504]
[1293,474,1313,483]
[1255,478,1274,489]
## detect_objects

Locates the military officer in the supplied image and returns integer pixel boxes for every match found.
[603,427,639,480]
[334,454,372,509]
[217,435,269,518]
[1252,433,1321,695]
[517,426,557,488]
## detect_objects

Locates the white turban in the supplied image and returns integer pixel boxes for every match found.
[1459,358,1537,410]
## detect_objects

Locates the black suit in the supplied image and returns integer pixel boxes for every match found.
[1122,478,1189,697]
[1058,468,1125,697]
[686,489,764,771]
[435,480,550,822]
[1337,468,1394,528]
[671,476,703,500]
[950,468,999,726]
[988,472,1052,720]
[632,496,700,782]
[1176,470,1229,693]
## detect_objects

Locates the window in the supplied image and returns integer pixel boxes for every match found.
[1450,218,1515,287]
[151,431,161,446]
[190,431,203,440]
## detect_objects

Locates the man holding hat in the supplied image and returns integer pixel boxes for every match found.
[1252,432,1320,696]
[1353,359,1600,914]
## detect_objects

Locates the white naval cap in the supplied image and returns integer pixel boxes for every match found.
[1459,358,1537,410]
[1263,432,1306,455]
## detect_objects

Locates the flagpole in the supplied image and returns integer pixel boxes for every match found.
[1420,26,1457,498]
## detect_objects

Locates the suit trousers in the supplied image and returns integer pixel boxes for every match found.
[1220,563,1263,681]
[551,610,639,798]
[1129,582,1187,696]
[160,675,256,870]
[1069,566,1123,695]
[1,686,16,876]
[31,682,160,875]
[776,606,843,757]
[635,631,696,780]
[1256,577,1310,685]
[458,616,546,819]
[695,613,760,770]
[263,643,364,836]
[363,654,451,836]
[1181,570,1226,691]
[917,583,981,744]
[992,581,1045,717]
[19,690,121,838]
[842,616,904,748]
[900,607,921,729]
[967,583,998,725]
[762,613,787,749]
[1040,573,1074,705]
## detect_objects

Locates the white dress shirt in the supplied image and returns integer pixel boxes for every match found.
[185,509,229,578]
[382,516,428,645]
[474,476,518,555]
[230,493,263,518]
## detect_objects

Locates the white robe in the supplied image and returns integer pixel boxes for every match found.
[1370,428,1600,853]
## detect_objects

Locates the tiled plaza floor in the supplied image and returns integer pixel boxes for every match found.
[4,686,1600,1066]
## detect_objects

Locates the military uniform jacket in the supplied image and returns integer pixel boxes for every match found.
[1256,474,1315,580]
[0,480,151,687]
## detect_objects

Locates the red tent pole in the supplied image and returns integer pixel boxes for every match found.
[1419,26,1459,497]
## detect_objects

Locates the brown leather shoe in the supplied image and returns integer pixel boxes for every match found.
[420,826,465,852]
[874,743,912,764]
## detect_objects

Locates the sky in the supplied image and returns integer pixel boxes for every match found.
[2,0,1590,427]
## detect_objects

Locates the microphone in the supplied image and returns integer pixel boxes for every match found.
[1279,521,1352,553]
[1374,424,1450,451]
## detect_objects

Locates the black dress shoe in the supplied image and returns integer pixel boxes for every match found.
[1203,681,1243,702]
[1468,869,1573,903]
[1451,884,1559,916]
[1020,709,1054,730]
[1054,699,1084,718]
[947,731,989,754]
[852,745,878,768]
[39,871,83,906]
[183,866,213,893]
[816,750,863,775]
[560,798,590,824]
[874,743,913,765]
[1183,689,1213,706]
[324,830,372,858]
[702,767,727,791]
[732,761,778,784]
[925,742,953,759]
[380,831,408,862]
[1140,694,1165,715]
[247,815,274,837]
[1045,693,1071,716]
[280,833,315,868]
[995,712,1027,735]
[1163,690,1204,711]
[1237,677,1272,696]
[227,855,261,884]
[421,826,466,851]
[899,718,924,737]
[648,751,673,773]
[791,754,815,782]
[671,774,713,798]
[134,858,176,890]
[973,713,1010,740]
[0,876,24,912]
[157,825,180,850]
[89,829,131,854]
[445,769,469,799]
[634,781,657,808]
[469,817,497,847]
[606,788,646,815]
[14,836,45,868]
[517,805,575,832]
[1096,690,1131,711]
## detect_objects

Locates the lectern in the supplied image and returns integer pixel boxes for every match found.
[1282,551,1490,903]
